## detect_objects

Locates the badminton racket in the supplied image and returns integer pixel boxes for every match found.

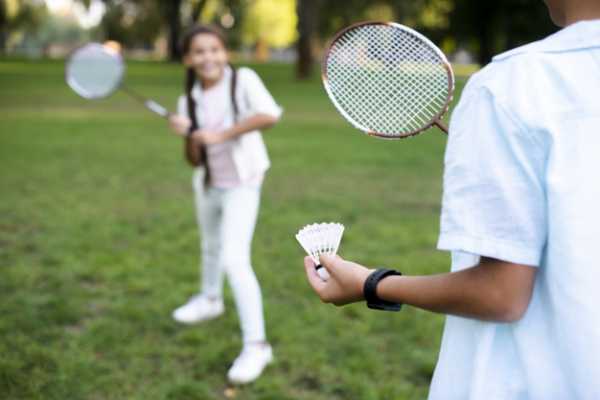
[322,21,454,138]
[65,42,170,118]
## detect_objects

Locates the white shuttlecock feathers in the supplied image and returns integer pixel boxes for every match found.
[295,222,345,281]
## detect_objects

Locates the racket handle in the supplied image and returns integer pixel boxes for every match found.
[316,264,330,281]
[145,100,170,118]
[434,120,448,134]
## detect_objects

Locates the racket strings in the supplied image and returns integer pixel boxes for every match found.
[67,43,123,99]
[325,24,450,136]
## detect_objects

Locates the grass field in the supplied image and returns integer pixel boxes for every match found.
[0,58,467,400]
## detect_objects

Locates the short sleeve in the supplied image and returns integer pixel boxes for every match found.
[176,95,187,116]
[239,68,283,119]
[437,86,547,266]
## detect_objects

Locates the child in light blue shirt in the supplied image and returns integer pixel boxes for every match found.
[303,1,600,398]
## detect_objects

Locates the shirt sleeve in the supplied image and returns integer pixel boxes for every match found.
[240,68,283,119]
[176,95,187,116]
[437,85,547,267]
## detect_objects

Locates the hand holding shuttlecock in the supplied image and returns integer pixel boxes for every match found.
[295,222,345,281]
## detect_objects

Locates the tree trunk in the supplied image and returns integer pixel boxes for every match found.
[167,0,183,62]
[190,0,207,26]
[296,0,317,80]
[0,1,6,55]
[476,2,495,65]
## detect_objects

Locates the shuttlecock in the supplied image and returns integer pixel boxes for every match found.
[295,222,345,281]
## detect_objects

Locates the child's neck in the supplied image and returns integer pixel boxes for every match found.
[563,3,600,26]
[200,71,224,90]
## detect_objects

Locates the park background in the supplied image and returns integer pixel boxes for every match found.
[1,1,556,399]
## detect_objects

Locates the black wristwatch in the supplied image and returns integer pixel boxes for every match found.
[363,268,402,311]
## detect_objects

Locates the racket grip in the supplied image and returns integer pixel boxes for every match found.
[145,100,169,117]
[316,264,330,281]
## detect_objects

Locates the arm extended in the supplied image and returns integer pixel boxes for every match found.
[168,113,278,142]
[304,255,537,322]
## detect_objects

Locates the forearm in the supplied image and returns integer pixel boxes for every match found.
[220,113,278,141]
[376,260,536,322]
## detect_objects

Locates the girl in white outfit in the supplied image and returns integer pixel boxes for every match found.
[168,25,282,384]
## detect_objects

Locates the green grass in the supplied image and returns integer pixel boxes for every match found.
[0,58,467,400]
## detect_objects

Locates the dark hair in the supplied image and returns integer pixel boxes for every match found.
[180,25,228,132]
[181,24,226,55]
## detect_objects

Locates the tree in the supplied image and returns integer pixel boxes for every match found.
[99,0,162,48]
[0,0,48,54]
[296,0,318,79]
[163,0,183,60]
[0,0,7,53]
[295,0,427,80]
[190,0,207,25]
[93,0,246,62]
[449,0,556,65]
[189,0,246,50]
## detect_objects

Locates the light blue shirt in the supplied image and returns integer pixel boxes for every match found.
[431,20,600,399]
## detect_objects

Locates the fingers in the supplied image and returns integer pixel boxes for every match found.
[168,118,187,136]
[304,256,326,293]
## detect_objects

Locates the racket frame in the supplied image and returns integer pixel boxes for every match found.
[65,42,170,118]
[322,21,455,138]
[65,42,125,100]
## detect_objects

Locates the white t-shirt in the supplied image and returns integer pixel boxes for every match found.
[177,66,283,187]
[431,20,600,400]
[199,73,261,188]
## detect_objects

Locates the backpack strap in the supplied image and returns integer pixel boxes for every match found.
[230,65,239,122]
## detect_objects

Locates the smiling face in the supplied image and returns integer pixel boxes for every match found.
[184,33,228,85]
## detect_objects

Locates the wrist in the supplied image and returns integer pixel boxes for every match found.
[357,269,375,300]
[363,268,403,311]
[221,126,237,140]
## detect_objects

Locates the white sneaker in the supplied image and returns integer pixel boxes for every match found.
[172,294,224,324]
[227,343,273,384]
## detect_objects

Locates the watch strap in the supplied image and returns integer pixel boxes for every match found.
[363,268,402,311]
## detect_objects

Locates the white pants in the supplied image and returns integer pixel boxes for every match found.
[193,176,266,343]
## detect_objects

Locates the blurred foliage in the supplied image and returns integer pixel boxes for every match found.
[99,0,162,47]
[2,0,558,65]
[197,0,221,22]
[314,0,556,65]
[37,12,91,45]
[448,0,557,64]
[419,0,453,30]
[0,0,68,55]
[242,0,297,48]
[316,0,453,38]
[1,0,48,38]
[191,0,245,49]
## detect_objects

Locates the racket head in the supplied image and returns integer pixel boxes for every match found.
[322,21,455,139]
[65,42,124,99]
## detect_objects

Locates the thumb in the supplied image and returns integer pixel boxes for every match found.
[319,254,343,274]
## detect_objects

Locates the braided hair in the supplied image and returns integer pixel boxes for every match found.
[180,24,228,135]
[180,25,233,177]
